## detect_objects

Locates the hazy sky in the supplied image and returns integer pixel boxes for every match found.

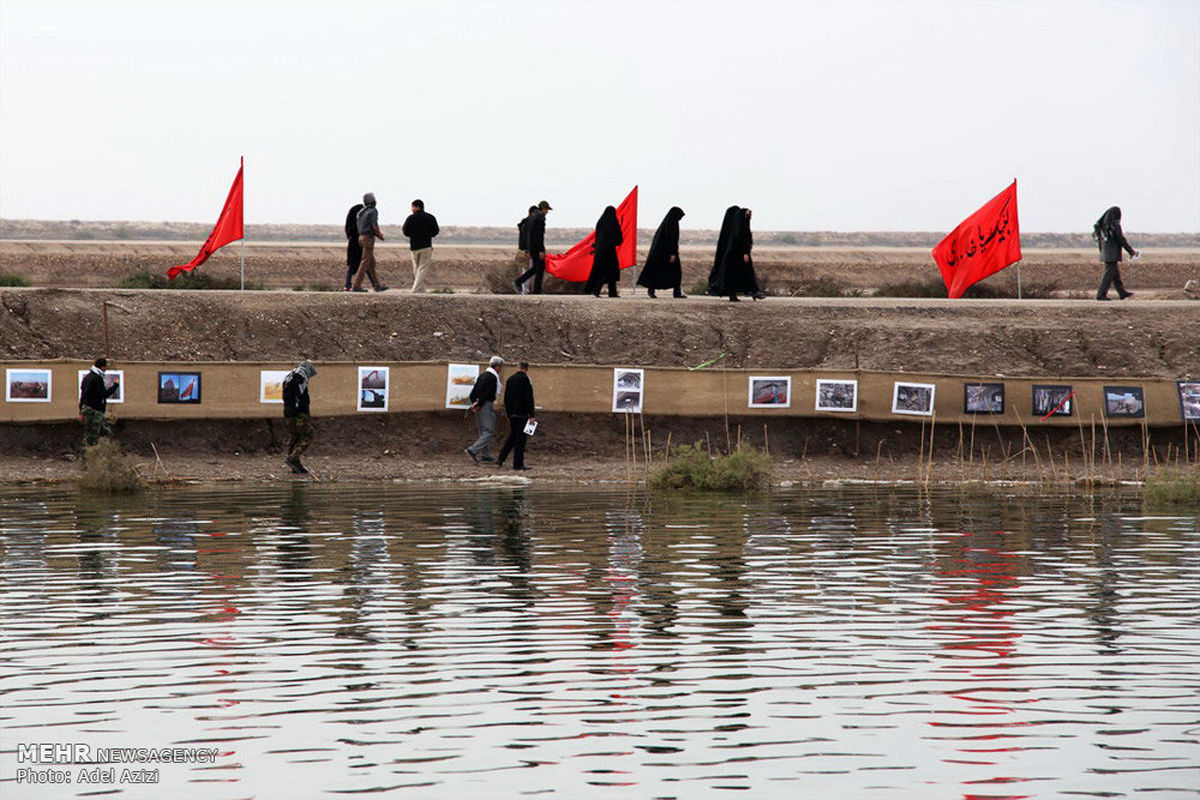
[1,0,1197,232]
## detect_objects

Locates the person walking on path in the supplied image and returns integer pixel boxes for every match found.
[343,202,364,291]
[351,192,389,293]
[637,206,686,298]
[496,361,536,471]
[514,201,552,294]
[1093,206,1139,301]
[402,198,440,293]
[79,357,119,446]
[465,356,503,463]
[585,206,624,298]
[714,206,765,302]
[515,205,537,293]
[282,360,318,474]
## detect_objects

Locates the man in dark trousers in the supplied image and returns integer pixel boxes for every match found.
[79,357,120,446]
[351,192,388,292]
[402,198,440,292]
[465,356,503,463]
[282,360,318,474]
[514,200,551,294]
[343,202,364,291]
[496,361,536,471]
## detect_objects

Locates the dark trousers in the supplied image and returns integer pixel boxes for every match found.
[345,238,363,289]
[497,416,529,468]
[516,255,545,294]
[1097,261,1128,299]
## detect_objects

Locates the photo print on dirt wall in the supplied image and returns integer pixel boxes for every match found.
[964,382,1005,414]
[1179,381,1200,421]
[748,376,791,408]
[259,370,289,404]
[892,381,935,416]
[78,370,124,404]
[815,379,858,413]
[445,364,480,409]
[158,372,201,404]
[5,368,51,402]
[358,366,389,412]
[1103,386,1145,418]
[613,368,644,414]
[1032,384,1074,418]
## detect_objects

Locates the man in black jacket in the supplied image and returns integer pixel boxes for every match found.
[282,360,317,474]
[496,362,536,471]
[402,199,440,293]
[1093,206,1140,301]
[465,356,503,463]
[514,201,551,294]
[79,357,120,446]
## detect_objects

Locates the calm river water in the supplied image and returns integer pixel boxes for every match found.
[0,484,1197,799]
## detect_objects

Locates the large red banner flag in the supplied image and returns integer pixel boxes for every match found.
[545,186,638,283]
[931,179,1021,298]
[167,158,245,279]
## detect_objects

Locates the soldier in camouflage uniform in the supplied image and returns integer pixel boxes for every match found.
[282,360,318,474]
[79,357,119,447]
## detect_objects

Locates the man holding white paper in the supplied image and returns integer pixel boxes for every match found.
[496,361,536,471]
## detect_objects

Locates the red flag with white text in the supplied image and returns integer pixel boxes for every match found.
[167,158,244,279]
[546,186,638,282]
[932,180,1021,298]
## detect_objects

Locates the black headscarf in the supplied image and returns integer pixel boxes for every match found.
[594,206,622,251]
[1093,206,1122,245]
[638,206,685,289]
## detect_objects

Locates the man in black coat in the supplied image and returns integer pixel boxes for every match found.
[496,362,536,471]
[79,357,120,446]
[514,201,552,294]
[282,360,317,474]
[466,356,504,463]
[402,199,440,292]
[1093,206,1139,300]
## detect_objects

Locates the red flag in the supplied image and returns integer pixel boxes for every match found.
[932,180,1021,298]
[167,158,245,279]
[546,186,638,283]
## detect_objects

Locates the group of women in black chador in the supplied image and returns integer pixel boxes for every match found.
[584,204,766,301]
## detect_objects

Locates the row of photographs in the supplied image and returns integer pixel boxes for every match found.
[6,367,1200,421]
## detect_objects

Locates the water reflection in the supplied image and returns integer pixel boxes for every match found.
[0,484,1197,799]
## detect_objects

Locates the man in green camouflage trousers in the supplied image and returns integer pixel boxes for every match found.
[79,357,119,447]
[281,360,318,474]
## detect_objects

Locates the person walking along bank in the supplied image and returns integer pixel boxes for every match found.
[715,206,765,302]
[282,360,318,474]
[496,361,536,471]
[515,201,552,294]
[351,193,389,293]
[465,356,503,463]
[402,198,440,293]
[1093,206,1139,301]
[79,357,119,446]
[343,202,364,291]
[585,206,623,298]
[637,206,686,298]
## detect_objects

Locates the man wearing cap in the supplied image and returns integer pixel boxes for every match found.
[465,356,503,464]
[78,357,120,446]
[282,360,318,474]
[402,198,440,293]
[351,192,389,293]
[514,201,552,294]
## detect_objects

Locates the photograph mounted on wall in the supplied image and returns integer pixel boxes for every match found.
[613,368,644,414]
[1179,381,1200,421]
[445,363,480,409]
[964,382,1005,414]
[892,381,935,416]
[1032,384,1074,418]
[748,376,791,408]
[259,370,289,404]
[5,368,52,402]
[815,379,858,412]
[358,366,389,412]
[158,372,201,404]
[1103,386,1145,418]
[78,370,124,404]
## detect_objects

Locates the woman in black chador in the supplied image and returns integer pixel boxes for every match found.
[637,206,686,298]
[343,203,364,290]
[714,206,765,302]
[585,206,623,297]
[1093,206,1139,300]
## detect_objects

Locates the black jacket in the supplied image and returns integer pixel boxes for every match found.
[526,211,546,255]
[282,372,310,417]
[79,369,117,412]
[469,370,499,406]
[502,371,535,417]
[402,210,440,251]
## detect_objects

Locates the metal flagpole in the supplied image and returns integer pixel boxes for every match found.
[1017,261,1022,300]
[240,156,246,291]
[240,237,245,291]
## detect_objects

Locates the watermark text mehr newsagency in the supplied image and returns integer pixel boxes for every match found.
[14,743,220,785]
